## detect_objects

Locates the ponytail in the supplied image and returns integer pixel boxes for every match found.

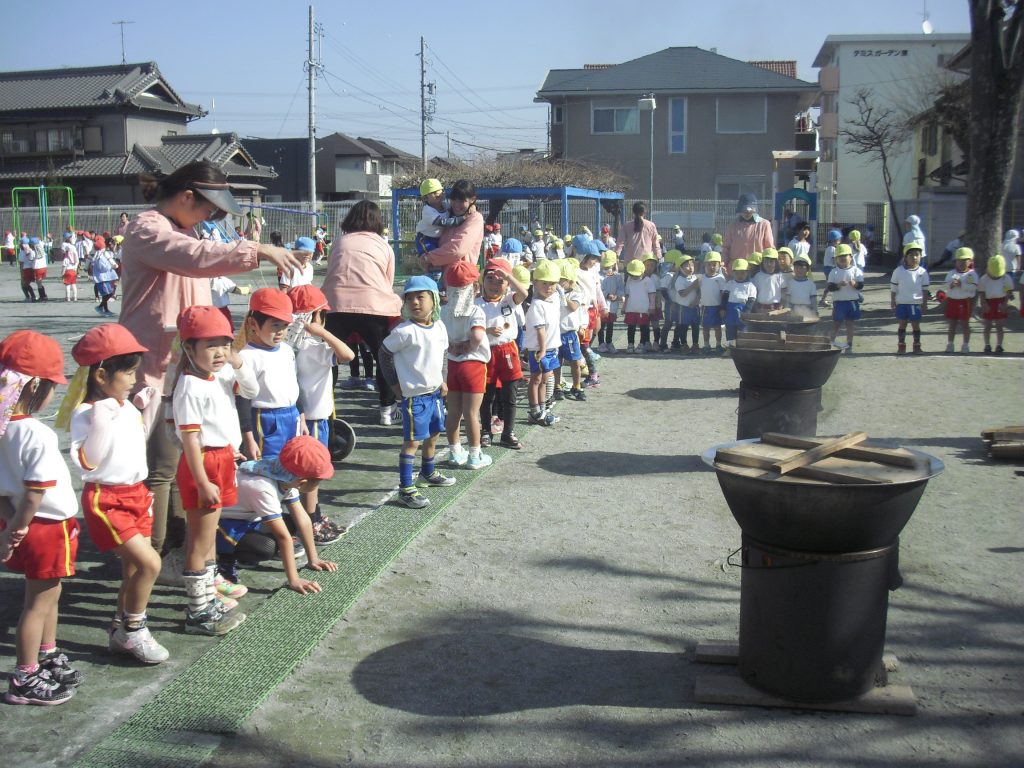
[139,160,228,203]
[632,201,646,233]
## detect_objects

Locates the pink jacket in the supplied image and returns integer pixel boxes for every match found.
[119,209,259,393]
[426,210,484,271]
[723,217,775,267]
[616,219,660,263]
[321,231,403,317]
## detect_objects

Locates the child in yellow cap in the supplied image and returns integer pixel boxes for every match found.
[978,254,1014,354]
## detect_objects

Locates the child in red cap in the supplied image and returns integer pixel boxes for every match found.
[217,435,338,595]
[238,288,301,463]
[63,324,170,664]
[0,330,80,705]
[172,306,259,636]
[287,284,353,541]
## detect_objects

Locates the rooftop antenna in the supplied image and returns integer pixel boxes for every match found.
[921,1,934,34]
[112,20,135,64]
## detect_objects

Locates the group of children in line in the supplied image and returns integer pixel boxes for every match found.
[0,277,357,705]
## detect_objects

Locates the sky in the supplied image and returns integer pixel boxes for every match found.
[1,0,970,160]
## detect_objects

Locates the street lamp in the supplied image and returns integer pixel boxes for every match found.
[639,95,657,211]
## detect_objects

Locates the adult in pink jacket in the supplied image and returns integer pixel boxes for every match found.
[422,180,484,279]
[321,200,404,424]
[723,193,775,271]
[616,201,660,264]
[119,160,300,564]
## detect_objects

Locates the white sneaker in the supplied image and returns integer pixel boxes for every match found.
[380,404,397,426]
[945,342,954,354]
[155,548,185,587]
[447,445,468,467]
[110,625,169,664]
[466,452,493,470]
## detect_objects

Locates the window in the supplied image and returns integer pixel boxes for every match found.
[592,105,639,135]
[715,176,768,203]
[669,97,687,153]
[922,123,938,156]
[716,95,767,134]
[553,105,563,125]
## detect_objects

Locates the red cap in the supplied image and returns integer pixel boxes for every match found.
[287,285,329,314]
[279,435,334,480]
[484,258,511,276]
[177,305,233,341]
[493,223,501,230]
[0,330,67,384]
[93,236,106,249]
[446,259,480,288]
[72,324,148,366]
[249,287,294,323]
[485,224,494,232]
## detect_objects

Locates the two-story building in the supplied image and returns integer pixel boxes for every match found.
[535,47,818,203]
[0,61,274,205]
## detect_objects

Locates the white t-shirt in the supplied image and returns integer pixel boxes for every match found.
[823,245,837,269]
[382,320,448,397]
[441,304,491,364]
[294,336,336,420]
[623,276,656,314]
[829,265,864,302]
[477,294,520,346]
[752,272,785,305]
[978,273,1015,300]
[852,243,868,270]
[943,269,978,300]
[279,262,314,289]
[220,470,297,522]
[173,364,259,448]
[672,273,700,307]
[1003,241,1022,274]
[601,273,625,313]
[240,344,300,409]
[560,290,585,332]
[522,295,560,352]
[0,416,78,521]
[787,239,811,260]
[890,266,930,304]
[210,276,237,309]
[698,273,728,307]
[416,203,445,239]
[530,241,546,262]
[784,276,818,307]
[724,279,757,304]
[70,400,148,485]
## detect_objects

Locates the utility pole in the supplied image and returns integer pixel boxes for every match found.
[420,37,427,173]
[112,20,134,65]
[305,6,322,215]
[446,131,451,160]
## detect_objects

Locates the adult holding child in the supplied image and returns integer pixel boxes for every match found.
[321,200,404,426]
[420,179,485,280]
[119,160,301,580]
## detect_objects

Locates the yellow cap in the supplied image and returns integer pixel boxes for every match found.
[776,247,793,259]
[554,239,564,248]
[761,247,778,260]
[794,254,812,265]
[988,254,1006,278]
[533,229,543,237]
[711,233,723,245]
[601,252,617,268]
[732,258,749,272]
[954,247,974,261]
[642,252,658,262]
[746,252,762,265]
[903,242,923,256]
[678,253,694,264]
[848,229,861,241]
[512,265,531,284]
[665,249,684,265]
[704,252,722,264]
[419,178,443,196]
[626,259,644,277]
[533,260,561,283]
[835,244,853,257]
[559,259,578,282]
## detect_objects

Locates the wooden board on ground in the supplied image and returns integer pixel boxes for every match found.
[695,642,900,673]
[989,442,1024,459]
[981,425,1024,440]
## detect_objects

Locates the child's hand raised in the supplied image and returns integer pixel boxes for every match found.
[303,321,326,338]
[226,348,243,369]
[287,577,323,595]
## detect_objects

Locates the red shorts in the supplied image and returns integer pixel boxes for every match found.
[32,268,46,281]
[605,312,618,323]
[20,267,33,283]
[447,358,487,394]
[579,327,592,346]
[63,270,77,285]
[3,517,79,580]
[624,312,650,326]
[982,297,1008,320]
[944,297,972,321]
[650,308,663,322]
[486,341,523,385]
[587,307,598,331]
[82,481,153,552]
[176,445,238,510]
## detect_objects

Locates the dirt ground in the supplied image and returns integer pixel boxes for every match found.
[0,264,1021,768]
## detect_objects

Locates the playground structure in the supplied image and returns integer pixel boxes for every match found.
[11,185,75,239]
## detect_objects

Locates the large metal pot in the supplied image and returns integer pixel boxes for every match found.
[702,439,944,552]
[741,313,823,335]
[728,343,843,390]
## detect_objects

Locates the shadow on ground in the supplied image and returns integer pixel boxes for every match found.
[537,451,706,477]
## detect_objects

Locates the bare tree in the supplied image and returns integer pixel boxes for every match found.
[966,0,1024,265]
[840,88,908,244]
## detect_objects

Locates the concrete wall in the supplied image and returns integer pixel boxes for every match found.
[124,114,190,149]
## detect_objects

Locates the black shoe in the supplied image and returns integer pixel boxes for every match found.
[4,669,74,706]
[38,652,82,689]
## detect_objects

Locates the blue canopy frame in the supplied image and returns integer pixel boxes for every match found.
[391,185,625,256]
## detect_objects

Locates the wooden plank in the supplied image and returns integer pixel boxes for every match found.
[980,425,1024,439]
[714,448,887,484]
[737,332,831,344]
[694,671,917,716]
[760,433,923,469]
[695,641,739,664]
[990,442,1024,459]
[988,432,1024,443]
[771,432,869,475]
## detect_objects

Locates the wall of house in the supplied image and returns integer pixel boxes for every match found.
[124,114,190,149]
[556,92,799,201]
[334,157,369,195]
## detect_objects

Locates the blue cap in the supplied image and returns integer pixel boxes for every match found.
[28,237,40,246]
[580,240,602,257]
[64,231,73,239]
[571,233,590,251]
[828,229,842,241]
[403,275,439,294]
[501,238,523,254]
[19,236,29,244]
[736,193,758,213]
[295,236,316,252]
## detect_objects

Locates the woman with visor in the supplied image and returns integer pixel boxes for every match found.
[119,160,301,583]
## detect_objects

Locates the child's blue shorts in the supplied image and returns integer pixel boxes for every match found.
[833,300,861,322]
[217,513,281,555]
[558,331,582,362]
[528,349,560,374]
[723,302,745,327]
[682,305,701,325]
[895,304,922,322]
[663,303,681,324]
[414,233,440,256]
[401,389,445,442]
[254,404,301,459]
[305,418,330,448]
[701,305,722,327]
